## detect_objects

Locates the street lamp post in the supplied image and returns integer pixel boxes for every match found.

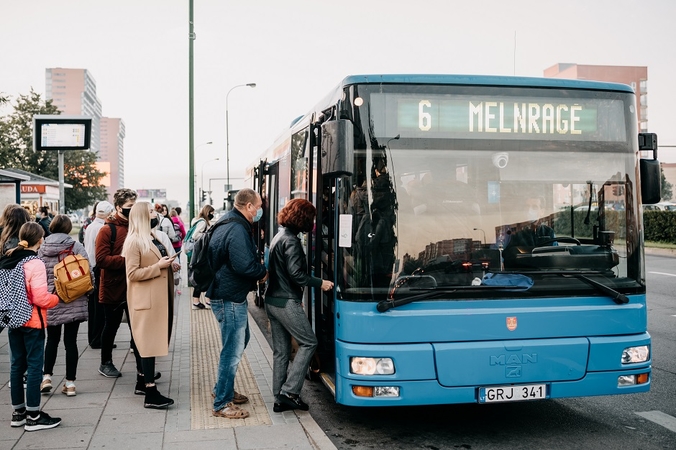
[226,83,256,190]
[201,158,220,205]
[473,227,487,246]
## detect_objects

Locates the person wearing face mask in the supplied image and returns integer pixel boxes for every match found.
[35,206,52,238]
[188,205,215,309]
[207,189,268,420]
[94,188,146,380]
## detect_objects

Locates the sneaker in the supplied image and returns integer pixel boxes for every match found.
[24,411,61,431]
[278,392,309,411]
[192,302,206,310]
[273,402,292,413]
[62,382,76,397]
[99,361,122,378]
[135,371,162,395]
[204,301,212,309]
[40,377,52,394]
[144,385,174,409]
[11,410,26,427]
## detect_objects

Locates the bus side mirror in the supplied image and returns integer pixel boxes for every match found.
[639,133,661,205]
[321,120,354,177]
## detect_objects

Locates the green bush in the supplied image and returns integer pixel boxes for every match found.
[643,211,676,244]
[552,209,676,244]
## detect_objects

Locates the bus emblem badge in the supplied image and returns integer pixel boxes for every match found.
[506,317,517,331]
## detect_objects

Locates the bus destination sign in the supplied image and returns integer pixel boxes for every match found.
[371,93,625,142]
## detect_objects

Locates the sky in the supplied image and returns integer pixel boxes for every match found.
[2,0,675,209]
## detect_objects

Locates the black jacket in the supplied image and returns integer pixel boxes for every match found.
[265,227,322,307]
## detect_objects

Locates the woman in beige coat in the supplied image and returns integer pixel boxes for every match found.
[122,202,176,409]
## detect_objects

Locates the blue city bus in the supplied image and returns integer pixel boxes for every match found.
[247,74,661,406]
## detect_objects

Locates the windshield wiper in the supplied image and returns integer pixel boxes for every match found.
[504,269,629,304]
[376,285,526,313]
[561,273,629,304]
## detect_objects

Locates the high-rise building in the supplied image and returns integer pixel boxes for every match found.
[45,68,102,152]
[45,67,125,198]
[99,117,126,193]
[544,63,648,132]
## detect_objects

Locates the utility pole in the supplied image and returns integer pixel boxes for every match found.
[188,0,195,221]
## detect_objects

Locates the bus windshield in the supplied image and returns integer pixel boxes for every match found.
[337,83,641,301]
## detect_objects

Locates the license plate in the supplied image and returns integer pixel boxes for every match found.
[479,384,547,403]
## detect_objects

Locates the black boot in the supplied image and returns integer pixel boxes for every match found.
[144,385,174,409]
[134,375,145,395]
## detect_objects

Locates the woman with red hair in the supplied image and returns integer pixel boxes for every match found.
[264,199,333,412]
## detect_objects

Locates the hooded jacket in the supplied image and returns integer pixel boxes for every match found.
[0,249,59,328]
[38,233,91,326]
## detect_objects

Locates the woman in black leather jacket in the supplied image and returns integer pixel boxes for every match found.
[265,199,333,412]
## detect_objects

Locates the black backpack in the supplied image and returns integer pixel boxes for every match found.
[188,216,248,292]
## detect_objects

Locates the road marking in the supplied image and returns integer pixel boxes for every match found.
[648,271,676,277]
[635,411,676,433]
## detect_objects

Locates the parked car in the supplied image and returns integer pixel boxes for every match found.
[643,202,676,211]
[67,213,81,225]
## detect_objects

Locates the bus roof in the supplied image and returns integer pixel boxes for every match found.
[339,74,634,93]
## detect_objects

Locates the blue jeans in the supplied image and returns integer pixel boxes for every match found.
[210,299,249,411]
[8,327,45,413]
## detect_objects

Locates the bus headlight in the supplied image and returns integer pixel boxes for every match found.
[621,346,650,364]
[350,357,395,375]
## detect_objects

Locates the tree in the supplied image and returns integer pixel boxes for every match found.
[0,89,107,211]
[661,165,673,202]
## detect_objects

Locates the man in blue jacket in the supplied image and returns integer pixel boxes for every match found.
[207,188,267,420]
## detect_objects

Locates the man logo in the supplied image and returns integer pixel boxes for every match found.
[506,316,517,331]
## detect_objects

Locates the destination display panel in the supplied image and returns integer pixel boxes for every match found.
[370,93,627,142]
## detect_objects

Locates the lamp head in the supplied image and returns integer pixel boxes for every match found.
[247,83,256,88]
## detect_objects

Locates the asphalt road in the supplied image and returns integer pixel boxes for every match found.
[249,253,676,449]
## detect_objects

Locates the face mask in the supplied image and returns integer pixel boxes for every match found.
[121,207,131,218]
[208,213,214,220]
[150,218,159,229]
[253,207,263,222]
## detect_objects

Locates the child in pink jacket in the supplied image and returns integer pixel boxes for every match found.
[2,222,61,432]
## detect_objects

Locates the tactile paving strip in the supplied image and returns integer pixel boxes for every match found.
[190,306,272,429]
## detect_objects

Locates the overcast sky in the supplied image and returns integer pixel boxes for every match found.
[2,0,675,208]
